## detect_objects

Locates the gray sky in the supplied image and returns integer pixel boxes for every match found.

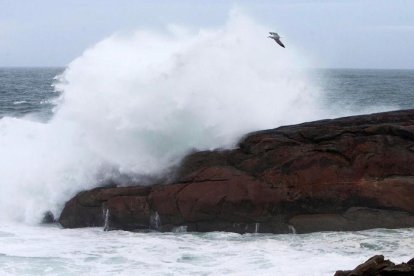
[1,0,413,68]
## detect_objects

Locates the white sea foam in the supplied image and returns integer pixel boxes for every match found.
[0,224,413,275]
[12,101,27,105]
[0,11,325,223]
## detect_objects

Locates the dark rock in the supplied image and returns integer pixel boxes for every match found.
[59,186,151,228]
[105,196,151,230]
[289,207,414,234]
[334,271,352,276]
[59,109,414,233]
[334,255,414,275]
[41,211,55,224]
[59,196,104,228]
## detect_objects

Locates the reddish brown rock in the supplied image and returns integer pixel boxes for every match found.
[335,255,414,276]
[104,196,151,230]
[59,109,414,233]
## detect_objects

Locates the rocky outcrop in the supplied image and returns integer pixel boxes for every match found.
[335,255,414,276]
[59,109,414,233]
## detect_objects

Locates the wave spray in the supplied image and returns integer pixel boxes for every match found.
[0,12,324,223]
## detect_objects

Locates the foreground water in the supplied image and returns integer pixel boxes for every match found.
[1,67,414,275]
[0,68,414,275]
[0,224,413,275]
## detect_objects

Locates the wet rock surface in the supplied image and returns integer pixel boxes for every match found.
[59,109,414,233]
[334,255,414,276]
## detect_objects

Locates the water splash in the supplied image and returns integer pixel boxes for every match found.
[288,225,297,234]
[150,211,161,230]
[254,223,260,233]
[0,11,324,224]
[103,208,110,231]
[172,225,188,233]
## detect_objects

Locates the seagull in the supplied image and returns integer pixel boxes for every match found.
[268,32,285,48]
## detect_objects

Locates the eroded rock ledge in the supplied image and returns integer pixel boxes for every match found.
[59,109,414,233]
[335,255,414,276]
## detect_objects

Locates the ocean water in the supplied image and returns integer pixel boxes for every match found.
[317,69,414,114]
[0,67,60,120]
[1,13,414,275]
[0,224,413,275]
[1,68,413,276]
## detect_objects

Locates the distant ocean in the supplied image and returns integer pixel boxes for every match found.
[2,68,414,119]
[0,67,413,275]
[0,67,60,120]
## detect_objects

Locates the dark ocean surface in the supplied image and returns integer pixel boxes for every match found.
[1,68,413,120]
[0,67,62,119]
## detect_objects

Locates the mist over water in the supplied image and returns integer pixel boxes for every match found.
[0,13,328,223]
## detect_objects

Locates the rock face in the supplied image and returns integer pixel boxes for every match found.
[335,255,414,276]
[59,109,414,233]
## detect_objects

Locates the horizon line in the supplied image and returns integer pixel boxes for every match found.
[0,66,413,70]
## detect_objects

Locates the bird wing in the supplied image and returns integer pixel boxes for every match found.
[275,38,285,48]
[269,32,279,38]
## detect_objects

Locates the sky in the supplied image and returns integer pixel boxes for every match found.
[0,0,413,68]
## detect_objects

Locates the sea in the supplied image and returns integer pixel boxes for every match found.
[0,67,413,275]
[3,13,414,275]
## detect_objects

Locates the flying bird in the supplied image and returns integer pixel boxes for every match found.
[268,32,285,48]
